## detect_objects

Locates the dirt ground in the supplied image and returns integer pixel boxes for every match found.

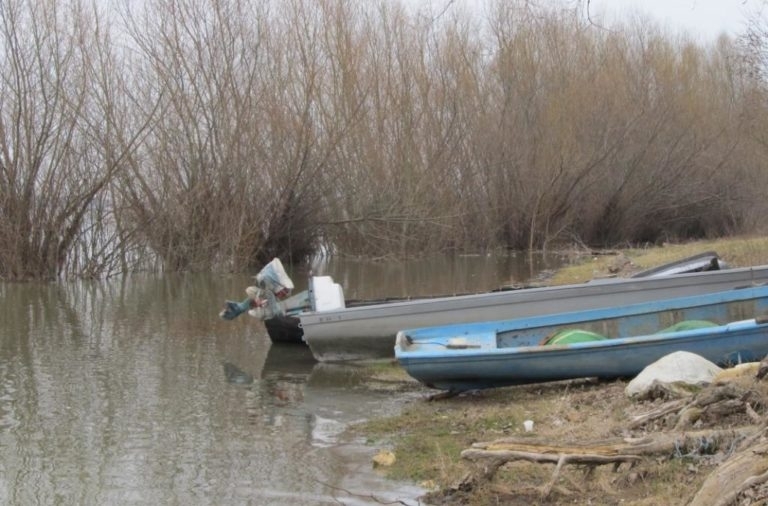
[357,362,768,506]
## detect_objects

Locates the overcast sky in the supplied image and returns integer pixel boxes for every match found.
[586,0,765,41]
[407,1,766,42]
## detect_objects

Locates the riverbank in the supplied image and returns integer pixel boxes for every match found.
[352,236,768,505]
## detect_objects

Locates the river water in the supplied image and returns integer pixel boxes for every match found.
[0,253,566,505]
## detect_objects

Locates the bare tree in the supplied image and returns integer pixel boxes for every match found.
[3,0,766,279]
[0,0,148,279]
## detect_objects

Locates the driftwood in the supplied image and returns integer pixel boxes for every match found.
[461,428,757,498]
[689,438,768,506]
[627,398,687,429]
[629,383,763,431]
[461,438,642,497]
[631,380,768,505]
[454,369,768,501]
[462,381,766,499]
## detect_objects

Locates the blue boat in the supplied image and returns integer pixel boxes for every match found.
[394,286,768,392]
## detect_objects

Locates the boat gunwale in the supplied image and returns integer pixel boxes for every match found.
[395,284,768,344]
[395,318,765,361]
[298,265,768,327]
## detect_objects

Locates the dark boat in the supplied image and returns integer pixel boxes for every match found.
[630,251,726,278]
[263,314,305,344]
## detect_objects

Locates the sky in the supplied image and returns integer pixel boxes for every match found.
[408,1,767,42]
[586,0,765,41]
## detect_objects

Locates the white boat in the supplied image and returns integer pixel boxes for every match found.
[300,265,768,361]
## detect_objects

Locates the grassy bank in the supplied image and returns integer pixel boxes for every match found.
[549,236,768,285]
[353,236,768,506]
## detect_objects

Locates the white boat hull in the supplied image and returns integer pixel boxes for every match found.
[300,266,768,361]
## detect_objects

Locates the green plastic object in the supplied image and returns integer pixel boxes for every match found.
[541,320,717,346]
[656,320,717,334]
[542,328,607,346]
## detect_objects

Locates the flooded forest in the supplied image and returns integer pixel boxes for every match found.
[2,0,768,280]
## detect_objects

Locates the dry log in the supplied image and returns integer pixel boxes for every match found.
[628,398,688,429]
[462,447,641,498]
[689,440,768,506]
[693,384,743,407]
[462,427,760,498]
[632,383,760,430]
[746,403,762,424]
[703,399,747,418]
[756,354,768,380]
[469,428,756,457]
[675,400,748,431]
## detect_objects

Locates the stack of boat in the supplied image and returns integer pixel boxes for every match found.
[222,252,768,392]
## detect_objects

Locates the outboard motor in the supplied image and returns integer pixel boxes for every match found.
[219,258,296,321]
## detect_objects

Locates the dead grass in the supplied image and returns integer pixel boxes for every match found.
[548,236,768,286]
[356,371,767,505]
[354,236,768,505]
[356,376,704,505]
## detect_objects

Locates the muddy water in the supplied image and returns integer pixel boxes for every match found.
[0,253,565,505]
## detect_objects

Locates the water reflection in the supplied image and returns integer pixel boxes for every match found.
[222,362,255,385]
[261,343,317,377]
[0,254,560,505]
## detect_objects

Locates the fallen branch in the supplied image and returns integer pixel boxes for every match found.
[630,383,764,431]
[461,427,760,498]
[462,447,641,497]
[628,398,687,429]
[689,440,768,506]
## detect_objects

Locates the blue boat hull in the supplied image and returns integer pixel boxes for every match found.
[395,286,768,392]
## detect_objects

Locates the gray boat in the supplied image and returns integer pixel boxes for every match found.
[300,264,768,362]
[629,250,726,277]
